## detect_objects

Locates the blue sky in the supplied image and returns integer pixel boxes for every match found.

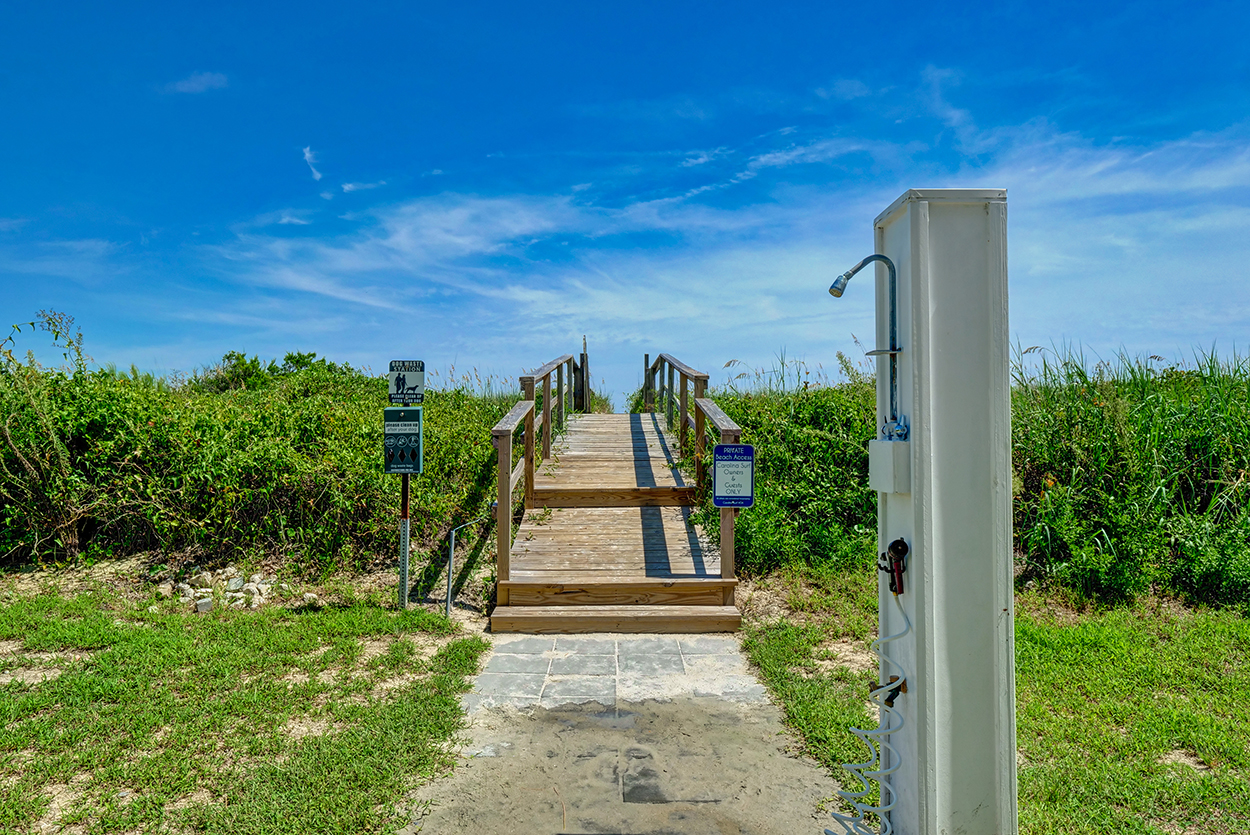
[2,1,1248,401]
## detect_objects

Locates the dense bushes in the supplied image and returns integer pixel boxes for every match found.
[0,313,514,571]
[684,351,1250,608]
[687,357,877,577]
[1012,351,1250,604]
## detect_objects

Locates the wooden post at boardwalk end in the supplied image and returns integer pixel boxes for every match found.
[678,372,689,453]
[694,375,707,486]
[718,424,740,605]
[521,376,536,507]
[493,428,511,606]
[580,335,591,412]
[542,373,552,460]
[643,353,651,410]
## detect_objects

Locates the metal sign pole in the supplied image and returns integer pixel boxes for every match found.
[399,472,410,609]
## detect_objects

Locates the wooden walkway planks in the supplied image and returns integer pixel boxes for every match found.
[492,411,740,633]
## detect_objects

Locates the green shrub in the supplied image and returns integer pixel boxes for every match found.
[0,313,516,571]
[675,349,1250,608]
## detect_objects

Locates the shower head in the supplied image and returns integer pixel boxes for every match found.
[829,271,853,298]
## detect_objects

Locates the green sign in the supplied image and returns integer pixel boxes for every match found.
[384,407,423,474]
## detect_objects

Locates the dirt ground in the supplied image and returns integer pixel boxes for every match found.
[403,698,840,835]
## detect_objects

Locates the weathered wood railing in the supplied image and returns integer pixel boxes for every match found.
[491,351,590,604]
[643,353,742,599]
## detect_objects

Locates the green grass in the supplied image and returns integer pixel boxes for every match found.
[0,589,488,833]
[741,586,1250,835]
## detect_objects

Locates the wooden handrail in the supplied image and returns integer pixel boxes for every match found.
[493,349,589,605]
[491,400,535,435]
[694,397,741,438]
[654,353,708,381]
[519,353,575,384]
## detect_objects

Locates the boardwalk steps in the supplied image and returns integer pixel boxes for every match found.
[489,353,742,634]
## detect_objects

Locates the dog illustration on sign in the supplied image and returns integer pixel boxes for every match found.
[393,373,422,400]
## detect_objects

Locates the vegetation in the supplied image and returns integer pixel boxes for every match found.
[683,352,1250,833]
[743,587,1250,834]
[0,312,515,573]
[0,587,486,833]
[661,349,1250,608]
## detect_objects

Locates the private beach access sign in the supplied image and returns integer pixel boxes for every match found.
[388,360,425,405]
[712,444,755,508]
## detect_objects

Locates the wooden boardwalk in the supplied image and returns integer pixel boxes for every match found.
[489,355,743,633]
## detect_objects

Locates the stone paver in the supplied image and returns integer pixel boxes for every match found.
[463,633,768,712]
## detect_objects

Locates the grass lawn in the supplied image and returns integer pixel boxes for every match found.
[741,566,1250,835]
[0,588,487,834]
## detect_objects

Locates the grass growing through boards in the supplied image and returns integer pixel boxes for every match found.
[653,352,1250,834]
[0,588,488,834]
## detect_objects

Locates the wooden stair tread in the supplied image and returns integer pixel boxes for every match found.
[490,605,742,633]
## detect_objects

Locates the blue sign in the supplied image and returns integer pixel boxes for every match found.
[713,444,754,508]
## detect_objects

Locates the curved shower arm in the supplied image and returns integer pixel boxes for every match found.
[829,253,906,439]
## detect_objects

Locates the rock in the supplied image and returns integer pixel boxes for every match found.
[147,605,159,614]
[220,566,239,579]
[248,573,264,585]
[195,598,214,614]
[226,577,244,592]
[188,572,213,589]
[156,583,174,598]
[249,596,264,609]
[242,583,259,598]
[257,584,272,597]
[279,583,290,592]
[231,599,246,609]
[178,596,192,604]
[303,593,321,606]
[175,582,193,596]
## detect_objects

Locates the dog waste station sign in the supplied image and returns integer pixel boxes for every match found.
[712,444,755,508]
[385,360,425,609]
[388,359,425,404]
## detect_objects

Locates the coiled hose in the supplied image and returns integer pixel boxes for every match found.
[827,593,912,835]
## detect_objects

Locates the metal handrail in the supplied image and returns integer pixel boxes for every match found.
[447,509,493,618]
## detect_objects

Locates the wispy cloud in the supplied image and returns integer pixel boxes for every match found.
[165,72,228,94]
[302,147,323,181]
[341,181,386,192]
[816,79,872,100]
[207,109,1250,395]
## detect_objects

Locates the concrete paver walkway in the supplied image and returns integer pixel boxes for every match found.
[404,632,840,834]
[463,633,767,712]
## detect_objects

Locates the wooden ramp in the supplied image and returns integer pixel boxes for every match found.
[489,356,743,633]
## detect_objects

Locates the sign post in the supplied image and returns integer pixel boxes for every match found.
[385,360,425,610]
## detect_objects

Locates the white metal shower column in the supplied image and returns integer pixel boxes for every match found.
[839,189,1017,835]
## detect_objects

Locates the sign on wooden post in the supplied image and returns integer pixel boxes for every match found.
[712,444,754,508]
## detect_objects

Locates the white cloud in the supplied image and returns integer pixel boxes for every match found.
[341,181,387,192]
[207,115,1250,398]
[816,79,872,100]
[165,72,228,94]
[302,147,323,181]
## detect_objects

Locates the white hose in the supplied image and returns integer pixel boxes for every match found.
[827,593,912,835]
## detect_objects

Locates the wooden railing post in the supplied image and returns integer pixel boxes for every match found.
[678,371,689,454]
[556,364,564,430]
[521,376,536,507]
[720,424,741,605]
[493,430,511,603]
[541,373,552,461]
[666,363,675,429]
[643,353,651,410]
[694,376,707,488]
